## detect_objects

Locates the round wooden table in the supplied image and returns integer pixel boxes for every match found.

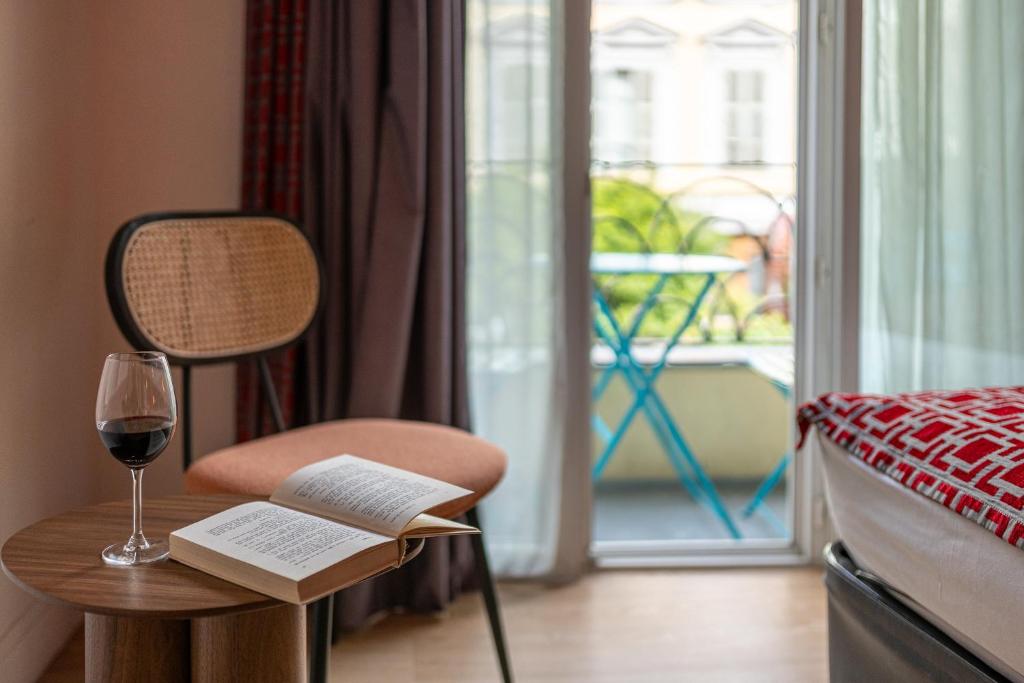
[1,494,305,682]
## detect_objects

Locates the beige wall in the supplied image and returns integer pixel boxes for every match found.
[0,2,244,680]
[593,365,790,481]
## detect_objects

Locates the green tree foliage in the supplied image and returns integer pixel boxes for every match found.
[592,176,792,342]
[592,177,728,339]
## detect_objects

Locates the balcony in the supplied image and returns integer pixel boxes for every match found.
[465,157,796,547]
[590,161,795,545]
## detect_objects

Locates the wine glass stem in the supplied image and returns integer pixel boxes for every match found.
[128,467,146,550]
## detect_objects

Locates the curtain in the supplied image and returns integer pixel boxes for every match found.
[237,0,307,441]
[465,0,589,578]
[303,1,476,631]
[860,0,1024,393]
[237,0,476,630]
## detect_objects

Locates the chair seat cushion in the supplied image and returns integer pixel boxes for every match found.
[184,419,507,519]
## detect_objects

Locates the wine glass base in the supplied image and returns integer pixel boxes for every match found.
[101,539,169,566]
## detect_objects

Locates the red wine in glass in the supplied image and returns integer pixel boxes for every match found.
[97,416,174,469]
[96,351,177,565]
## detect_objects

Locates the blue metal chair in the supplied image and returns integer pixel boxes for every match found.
[742,348,794,532]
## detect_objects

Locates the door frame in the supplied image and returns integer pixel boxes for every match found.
[589,0,863,567]
[793,0,862,564]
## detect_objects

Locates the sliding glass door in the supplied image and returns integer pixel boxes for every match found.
[588,0,801,555]
[466,0,843,570]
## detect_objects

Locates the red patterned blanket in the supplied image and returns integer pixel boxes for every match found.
[798,387,1024,549]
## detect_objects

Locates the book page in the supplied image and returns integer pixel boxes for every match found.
[171,501,393,582]
[270,454,472,536]
[402,513,479,538]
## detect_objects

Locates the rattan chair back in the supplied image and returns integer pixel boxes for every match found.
[105,212,321,364]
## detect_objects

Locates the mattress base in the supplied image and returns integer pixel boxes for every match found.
[825,542,1006,683]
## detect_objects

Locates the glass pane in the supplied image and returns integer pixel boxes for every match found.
[591,0,799,546]
[466,0,562,573]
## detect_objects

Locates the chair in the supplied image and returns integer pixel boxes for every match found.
[741,347,794,535]
[104,211,513,683]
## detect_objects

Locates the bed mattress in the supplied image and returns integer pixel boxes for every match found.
[819,431,1024,682]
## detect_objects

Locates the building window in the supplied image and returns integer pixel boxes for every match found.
[594,68,654,162]
[724,69,765,163]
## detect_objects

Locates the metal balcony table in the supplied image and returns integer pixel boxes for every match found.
[590,252,747,539]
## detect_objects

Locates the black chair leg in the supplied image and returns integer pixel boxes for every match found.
[309,593,334,683]
[466,506,513,683]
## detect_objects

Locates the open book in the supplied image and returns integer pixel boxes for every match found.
[169,455,478,604]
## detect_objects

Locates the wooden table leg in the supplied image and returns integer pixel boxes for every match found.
[85,613,189,682]
[191,604,306,682]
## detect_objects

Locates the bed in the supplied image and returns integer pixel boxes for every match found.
[800,388,1024,683]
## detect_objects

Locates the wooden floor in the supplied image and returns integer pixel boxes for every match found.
[41,568,827,682]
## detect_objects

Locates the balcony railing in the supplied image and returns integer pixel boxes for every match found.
[591,159,795,347]
[466,158,795,378]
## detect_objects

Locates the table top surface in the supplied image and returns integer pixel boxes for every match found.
[1,494,279,618]
[590,252,747,276]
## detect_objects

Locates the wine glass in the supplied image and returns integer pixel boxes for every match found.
[96,352,177,565]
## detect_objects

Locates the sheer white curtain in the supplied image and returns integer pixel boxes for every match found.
[861,0,1024,393]
[466,0,588,578]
